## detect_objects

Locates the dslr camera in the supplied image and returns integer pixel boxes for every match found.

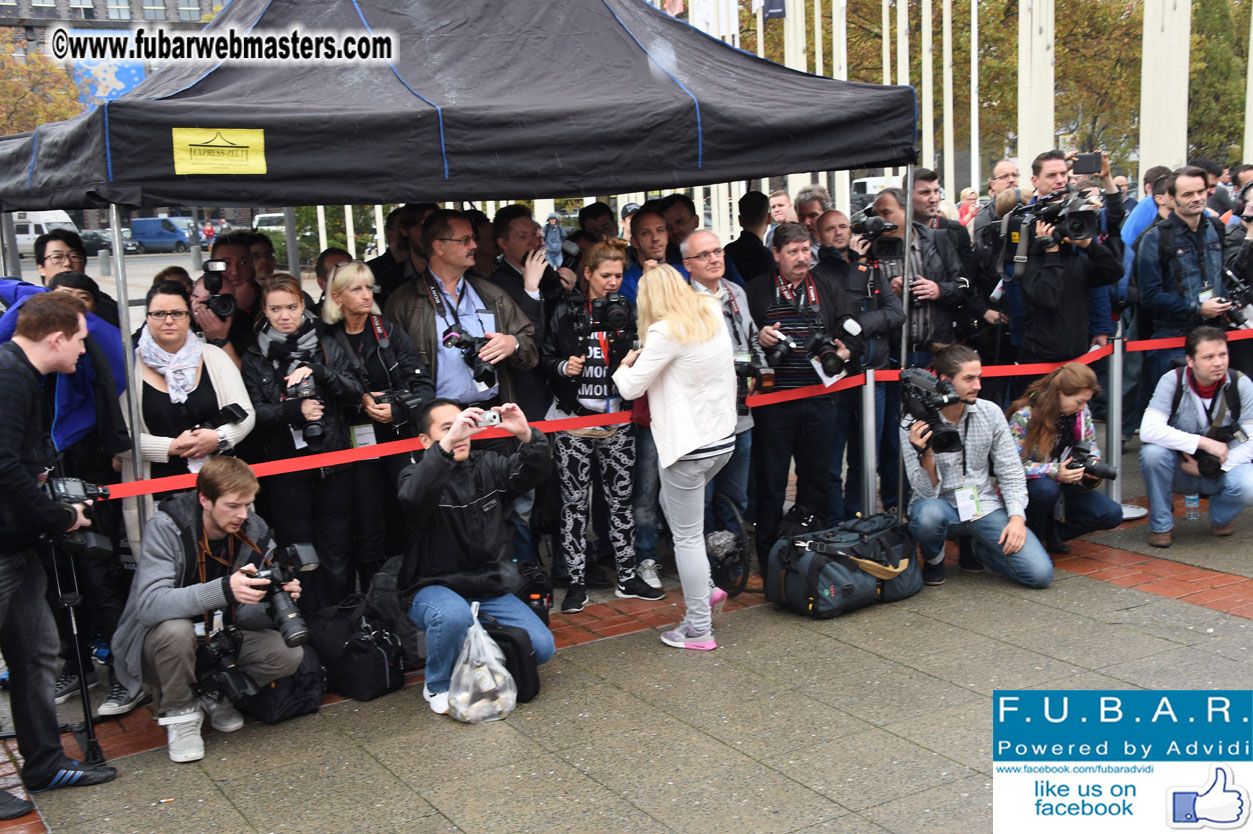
[194,626,258,703]
[763,309,861,380]
[43,477,111,558]
[900,368,964,453]
[200,259,237,321]
[1221,268,1253,330]
[284,374,325,450]
[253,543,319,648]
[373,368,430,433]
[1193,424,1249,479]
[733,359,773,416]
[567,291,637,342]
[1065,440,1118,481]
[441,326,497,390]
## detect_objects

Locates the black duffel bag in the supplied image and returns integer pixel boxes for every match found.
[307,593,406,702]
[479,614,540,703]
[765,514,922,618]
[239,644,325,725]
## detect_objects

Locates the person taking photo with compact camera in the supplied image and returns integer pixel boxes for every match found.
[1139,327,1253,547]
[111,458,305,764]
[541,238,663,614]
[903,344,1053,589]
[0,292,116,814]
[1006,363,1123,554]
[241,275,364,611]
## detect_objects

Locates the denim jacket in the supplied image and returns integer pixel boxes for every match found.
[1136,213,1225,335]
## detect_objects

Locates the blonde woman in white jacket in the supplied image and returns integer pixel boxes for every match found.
[613,265,737,650]
[118,281,255,546]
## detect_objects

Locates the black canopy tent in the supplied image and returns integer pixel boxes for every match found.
[0,0,916,210]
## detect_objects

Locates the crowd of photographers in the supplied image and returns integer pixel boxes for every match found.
[5,148,1253,799]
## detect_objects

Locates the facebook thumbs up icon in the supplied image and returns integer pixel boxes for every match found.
[1170,765,1249,829]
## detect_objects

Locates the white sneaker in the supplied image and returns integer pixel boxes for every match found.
[201,693,244,733]
[637,559,662,589]
[158,707,204,763]
[423,685,449,715]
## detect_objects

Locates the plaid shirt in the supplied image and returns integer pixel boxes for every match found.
[900,398,1028,520]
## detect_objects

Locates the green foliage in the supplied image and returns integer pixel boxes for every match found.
[1188,0,1248,163]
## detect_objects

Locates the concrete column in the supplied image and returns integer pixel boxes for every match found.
[1017,0,1055,166]
[897,0,910,180]
[1246,2,1253,158]
[1140,0,1192,180]
[373,204,386,256]
[343,205,356,259]
[833,0,851,214]
[942,0,955,191]
[315,205,327,253]
[921,0,934,170]
[813,0,824,76]
[970,0,980,190]
[533,198,556,224]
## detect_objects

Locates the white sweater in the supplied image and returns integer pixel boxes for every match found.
[119,343,256,544]
[612,318,737,468]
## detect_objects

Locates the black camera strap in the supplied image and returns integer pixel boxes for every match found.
[423,272,467,331]
[774,272,819,312]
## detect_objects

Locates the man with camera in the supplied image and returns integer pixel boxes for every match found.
[902,345,1053,588]
[111,457,305,763]
[0,292,116,812]
[384,209,537,408]
[1139,327,1253,547]
[748,221,862,561]
[391,401,555,715]
[1135,166,1230,387]
[971,159,1020,236]
[192,233,263,370]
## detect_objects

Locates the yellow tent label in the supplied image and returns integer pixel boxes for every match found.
[172,128,266,175]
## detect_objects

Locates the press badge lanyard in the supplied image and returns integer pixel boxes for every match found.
[774,273,819,311]
[196,526,263,640]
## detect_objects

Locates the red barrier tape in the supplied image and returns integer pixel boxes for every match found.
[100,332,1245,502]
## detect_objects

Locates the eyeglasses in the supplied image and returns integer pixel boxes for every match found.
[146,310,189,321]
[437,236,476,246]
[991,171,1020,181]
[682,247,725,263]
[43,252,86,265]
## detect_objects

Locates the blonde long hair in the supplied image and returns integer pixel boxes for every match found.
[635,264,721,345]
[320,260,380,324]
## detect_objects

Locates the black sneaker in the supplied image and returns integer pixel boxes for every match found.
[97,678,151,718]
[615,575,665,601]
[53,671,97,705]
[561,584,587,614]
[922,560,947,586]
[957,539,985,573]
[0,789,32,820]
[24,760,117,793]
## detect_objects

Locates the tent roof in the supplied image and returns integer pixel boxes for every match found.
[0,0,917,210]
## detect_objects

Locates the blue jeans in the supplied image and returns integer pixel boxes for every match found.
[633,425,662,564]
[1140,443,1253,533]
[829,382,885,522]
[908,499,1053,589]
[408,586,556,694]
[1024,478,1123,540]
[510,490,537,564]
[705,430,751,532]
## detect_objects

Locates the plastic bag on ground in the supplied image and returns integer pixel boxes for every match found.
[447,601,517,723]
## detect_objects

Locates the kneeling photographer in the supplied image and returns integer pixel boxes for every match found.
[322,261,434,588]
[1006,364,1123,554]
[540,239,663,614]
[242,275,365,611]
[902,345,1053,589]
[112,458,305,764]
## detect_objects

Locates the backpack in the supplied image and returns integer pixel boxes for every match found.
[1129,214,1226,337]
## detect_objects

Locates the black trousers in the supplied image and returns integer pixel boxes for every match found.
[266,467,354,612]
[752,395,838,562]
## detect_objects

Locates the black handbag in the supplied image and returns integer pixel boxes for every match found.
[238,644,325,725]
[766,514,922,618]
[479,614,540,703]
[308,593,406,702]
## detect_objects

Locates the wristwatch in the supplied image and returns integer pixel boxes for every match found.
[215,429,231,453]
[209,337,230,348]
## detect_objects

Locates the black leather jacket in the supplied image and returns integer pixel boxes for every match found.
[539,294,636,415]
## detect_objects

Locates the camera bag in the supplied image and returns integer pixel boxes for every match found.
[307,593,405,702]
[765,514,922,619]
[239,644,325,725]
[478,613,540,703]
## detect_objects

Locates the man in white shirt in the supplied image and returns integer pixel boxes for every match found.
[1139,326,1253,547]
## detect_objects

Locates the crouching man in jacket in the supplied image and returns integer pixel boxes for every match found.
[396,399,555,716]
[111,457,304,764]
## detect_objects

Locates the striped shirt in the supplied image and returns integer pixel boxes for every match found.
[679,432,736,461]
[763,279,820,390]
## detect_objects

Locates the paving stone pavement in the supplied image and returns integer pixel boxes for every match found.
[4,435,1253,833]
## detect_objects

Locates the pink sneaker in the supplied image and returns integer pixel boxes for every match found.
[660,623,717,651]
[710,587,728,619]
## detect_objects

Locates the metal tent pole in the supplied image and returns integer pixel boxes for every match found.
[109,204,145,535]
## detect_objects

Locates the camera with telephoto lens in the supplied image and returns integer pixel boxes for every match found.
[200,259,237,321]
[849,206,898,241]
[253,543,319,648]
[1221,268,1253,330]
[284,375,325,450]
[899,368,964,453]
[567,291,636,338]
[194,625,259,703]
[373,368,430,433]
[441,326,497,390]
[43,477,111,558]
[1065,440,1118,481]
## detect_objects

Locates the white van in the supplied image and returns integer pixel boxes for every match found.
[252,213,284,233]
[13,210,79,257]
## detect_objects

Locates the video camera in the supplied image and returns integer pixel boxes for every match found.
[284,375,325,450]
[253,543,319,648]
[441,326,497,391]
[899,368,964,453]
[43,477,111,558]
[1221,268,1253,330]
[849,206,898,241]
[1065,440,1118,481]
[373,368,430,433]
[200,259,237,321]
[195,626,259,703]
[1008,190,1102,247]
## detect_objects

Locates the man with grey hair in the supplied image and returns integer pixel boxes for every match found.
[971,159,1020,235]
[794,184,831,267]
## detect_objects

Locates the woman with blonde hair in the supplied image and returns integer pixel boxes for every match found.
[613,264,737,650]
[1006,363,1123,553]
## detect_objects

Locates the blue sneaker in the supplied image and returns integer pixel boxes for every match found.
[25,760,117,793]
